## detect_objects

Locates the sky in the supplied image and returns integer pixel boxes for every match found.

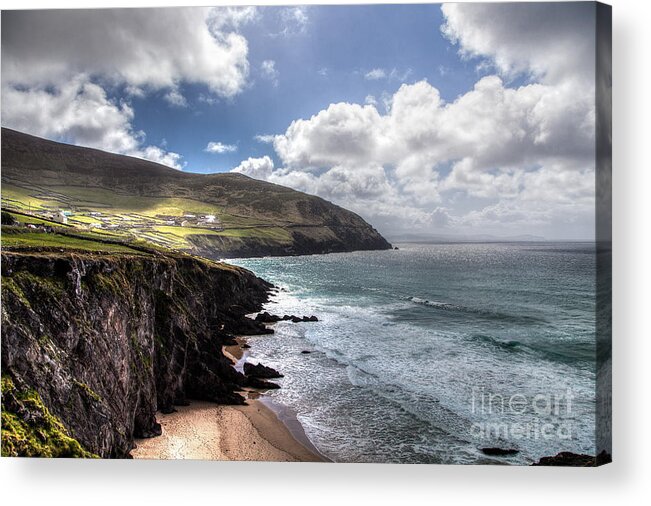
[1,3,599,240]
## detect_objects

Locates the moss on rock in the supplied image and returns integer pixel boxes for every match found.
[1,376,97,458]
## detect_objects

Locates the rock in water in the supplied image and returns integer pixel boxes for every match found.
[245,377,281,390]
[224,316,274,335]
[481,447,519,456]
[532,450,612,466]
[244,362,283,379]
[255,311,282,323]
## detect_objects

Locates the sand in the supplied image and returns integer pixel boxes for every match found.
[131,400,324,461]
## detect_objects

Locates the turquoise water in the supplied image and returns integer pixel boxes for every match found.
[231,242,597,464]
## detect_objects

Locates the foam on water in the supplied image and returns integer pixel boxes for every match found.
[232,242,598,464]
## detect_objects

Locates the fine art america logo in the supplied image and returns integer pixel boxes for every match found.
[470,388,575,441]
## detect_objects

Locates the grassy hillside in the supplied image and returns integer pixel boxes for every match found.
[1,128,391,258]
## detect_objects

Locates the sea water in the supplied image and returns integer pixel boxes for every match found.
[231,242,598,464]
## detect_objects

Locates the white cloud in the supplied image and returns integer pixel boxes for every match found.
[365,68,387,80]
[260,60,279,86]
[273,102,384,169]
[205,141,237,154]
[138,145,184,170]
[232,156,275,180]
[364,67,412,82]
[210,6,258,31]
[163,89,188,108]
[2,7,254,97]
[254,134,276,144]
[440,3,595,86]
[1,76,184,169]
[317,67,329,77]
[279,76,593,173]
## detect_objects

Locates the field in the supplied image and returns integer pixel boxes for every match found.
[1,180,292,252]
[1,227,148,254]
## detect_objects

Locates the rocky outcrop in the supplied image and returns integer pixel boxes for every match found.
[244,377,281,390]
[532,450,612,466]
[255,311,318,323]
[1,250,272,458]
[243,362,283,379]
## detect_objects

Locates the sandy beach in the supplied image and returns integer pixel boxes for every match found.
[131,400,324,461]
[132,339,324,462]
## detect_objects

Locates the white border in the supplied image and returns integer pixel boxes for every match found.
[1,1,649,504]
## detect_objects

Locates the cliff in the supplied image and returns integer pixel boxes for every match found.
[1,249,272,458]
[1,128,392,258]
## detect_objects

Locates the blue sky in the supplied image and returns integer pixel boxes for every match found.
[2,4,599,239]
[129,5,484,174]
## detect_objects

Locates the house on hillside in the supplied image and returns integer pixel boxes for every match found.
[198,214,220,225]
[52,211,68,225]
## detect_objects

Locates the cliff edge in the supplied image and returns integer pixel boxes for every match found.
[1,248,272,457]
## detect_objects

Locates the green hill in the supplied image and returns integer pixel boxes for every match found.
[1,128,391,258]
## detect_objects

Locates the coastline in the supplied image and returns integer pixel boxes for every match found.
[132,337,326,462]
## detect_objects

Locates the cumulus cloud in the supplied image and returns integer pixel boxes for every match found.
[1,76,184,169]
[1,7,253,96]
[230,3,597,238]
[441,2,595,86]
[274,77,592,174]
[1,6,258,169]
[232,156,275,180]
[138,146,184,170]
[205,141,237,154]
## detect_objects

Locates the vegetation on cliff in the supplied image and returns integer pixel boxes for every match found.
[1,376,97,458]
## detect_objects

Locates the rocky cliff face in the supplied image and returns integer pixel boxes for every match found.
[1,250,272,458]
[187,225,391,259]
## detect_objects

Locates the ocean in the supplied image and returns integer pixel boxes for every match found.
[230,242,598,464]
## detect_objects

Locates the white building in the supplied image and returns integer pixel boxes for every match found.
[200,214,217,224]
[53,211,68,224]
